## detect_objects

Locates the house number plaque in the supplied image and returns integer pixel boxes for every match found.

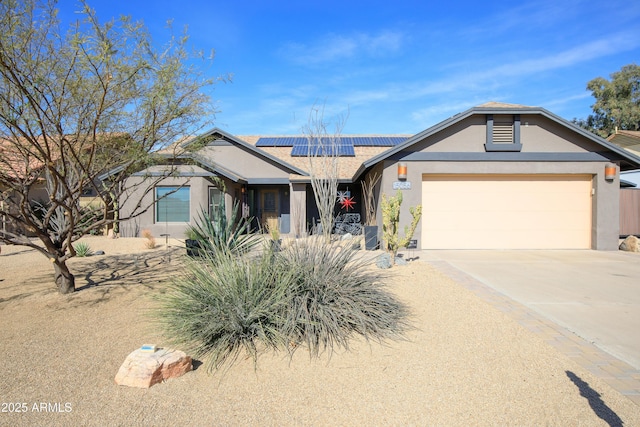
[392,181,411,190]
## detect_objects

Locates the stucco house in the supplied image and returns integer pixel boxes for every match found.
[607,129,640,236]
[608,129,640,188]
[118,102,640,250]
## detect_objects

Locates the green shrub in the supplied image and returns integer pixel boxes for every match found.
[74,241,93,257]
[155,238,409,373]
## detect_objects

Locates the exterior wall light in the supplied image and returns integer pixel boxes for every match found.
[397,162,407,181]
[604,163,617,181]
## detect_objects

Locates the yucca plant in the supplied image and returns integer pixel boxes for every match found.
[276,238,409,358]
[155,237,410,373]
[186,200,261,257]
[73,241,93,257]
[154,248,293,372]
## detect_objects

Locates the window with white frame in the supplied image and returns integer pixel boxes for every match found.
[156,186,190,222]
[208,187,223,216]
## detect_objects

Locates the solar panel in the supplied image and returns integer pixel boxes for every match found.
[290,144,308,156]
[257,135,406,155]
[256,136,406,147]
[255,137,297,147]
[351,137,407,146]
[291,142,355,157]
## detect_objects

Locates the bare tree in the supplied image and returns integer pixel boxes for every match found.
[302,104,347,243]
[361,171,381,226]
[0,0,220,293]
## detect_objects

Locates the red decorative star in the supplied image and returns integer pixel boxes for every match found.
[340,196,356,211]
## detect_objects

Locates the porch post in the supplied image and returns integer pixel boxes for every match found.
[290,182,307,237]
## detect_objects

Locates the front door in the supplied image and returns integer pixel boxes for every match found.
[261,190,279,231]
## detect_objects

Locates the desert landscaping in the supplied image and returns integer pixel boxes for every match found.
[1,235,639,426]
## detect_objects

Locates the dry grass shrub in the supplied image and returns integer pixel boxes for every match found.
[141,229,156,249]
[154,238,410,373]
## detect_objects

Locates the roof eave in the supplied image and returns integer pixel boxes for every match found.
[187,127,310,177]
[363,106,640,170]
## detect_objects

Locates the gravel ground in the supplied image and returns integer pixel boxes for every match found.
[0,236,639,426]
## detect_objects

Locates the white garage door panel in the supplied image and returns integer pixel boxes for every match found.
[422,174,592,249]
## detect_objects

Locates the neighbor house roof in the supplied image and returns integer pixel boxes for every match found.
[0,139,45,182]
[608,130,640,157]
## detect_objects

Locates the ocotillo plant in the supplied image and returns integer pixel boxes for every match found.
[381,190,422,266]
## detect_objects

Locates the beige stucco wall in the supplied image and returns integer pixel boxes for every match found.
[118,165,231,239]
[406,115,602,154]
[199,144,292,180]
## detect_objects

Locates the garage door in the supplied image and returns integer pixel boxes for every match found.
[421,174,592,249]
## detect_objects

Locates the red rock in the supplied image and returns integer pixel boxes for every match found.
[115,348,192,388]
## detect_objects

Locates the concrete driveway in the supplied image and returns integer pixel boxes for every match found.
[420,250,640,370]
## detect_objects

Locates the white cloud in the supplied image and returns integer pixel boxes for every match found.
[400,31,640,100]
[279,30,405,65]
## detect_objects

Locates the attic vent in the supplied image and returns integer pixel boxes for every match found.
[485,114,522,152]
[493,116,514,143]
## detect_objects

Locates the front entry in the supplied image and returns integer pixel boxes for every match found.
[260,189,279,231]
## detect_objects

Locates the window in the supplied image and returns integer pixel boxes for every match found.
[208,187,223,216]
[156,187,190,222]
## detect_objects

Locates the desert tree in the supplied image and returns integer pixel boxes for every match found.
[302,103,347,243]
[0,0,221,293]
[574,63,640,137]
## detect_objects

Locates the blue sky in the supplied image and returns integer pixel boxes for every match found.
[58,0,640,136]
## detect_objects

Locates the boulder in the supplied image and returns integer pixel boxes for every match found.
[395,256,408,266]
[619,235,640,252]
[376,253,392,269]
[115,348,192,388]
[376,253,409,268]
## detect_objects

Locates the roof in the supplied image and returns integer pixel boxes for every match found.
[239,135,410,181]
[116,103,640,185]
[0,139,45,182]
[608,130,640,157]
[358,103,640,177]
[182,128,309,178]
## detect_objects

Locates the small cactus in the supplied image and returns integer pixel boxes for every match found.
[381,190,422,266]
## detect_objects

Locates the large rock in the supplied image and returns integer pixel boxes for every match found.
[115,348,192,388]
[375,253,407,268]
[619,235,640,252]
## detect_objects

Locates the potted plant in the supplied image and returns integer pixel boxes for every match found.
[361,171,381,250]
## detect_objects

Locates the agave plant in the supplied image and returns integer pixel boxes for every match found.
[73,241,93,257]
[186,200,261,256]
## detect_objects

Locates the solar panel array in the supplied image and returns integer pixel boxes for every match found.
[255,137,298,147]
[255,136,407,156]
[290,143,355,157]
